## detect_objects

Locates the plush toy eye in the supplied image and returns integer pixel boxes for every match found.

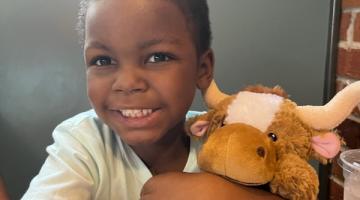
[268,132,278,142]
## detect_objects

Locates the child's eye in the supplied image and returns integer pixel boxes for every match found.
[90,56,116,67]
[147,53,173,63]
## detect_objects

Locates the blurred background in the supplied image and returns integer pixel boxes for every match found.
[0,0,336,199]
[0,0,89,199]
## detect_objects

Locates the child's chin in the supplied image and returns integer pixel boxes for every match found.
[119,132,161,146]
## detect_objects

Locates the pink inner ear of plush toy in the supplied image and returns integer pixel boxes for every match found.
[311,132,341,159]
[190,120,210,137]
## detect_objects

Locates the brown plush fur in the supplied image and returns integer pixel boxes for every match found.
[270,154,319,200]
[265,100,321,198]
[243,84,289,98]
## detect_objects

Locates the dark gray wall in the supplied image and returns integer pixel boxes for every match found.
[0,0,89,199]
[1,0,333,199]
[192,0,331,110]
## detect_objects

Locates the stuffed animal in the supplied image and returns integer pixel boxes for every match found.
[186,80,360,200]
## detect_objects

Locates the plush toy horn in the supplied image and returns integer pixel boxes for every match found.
[202,80,230,108]
[297,81,360,130]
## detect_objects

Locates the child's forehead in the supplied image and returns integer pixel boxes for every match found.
[85,0,192,42]
[84,0,196,52]
[88,0,184,17]
[88,0,187,30]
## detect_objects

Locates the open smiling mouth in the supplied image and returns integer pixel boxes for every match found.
[118,109,154,118]
[110,108,160,119]
[110,108,164,129]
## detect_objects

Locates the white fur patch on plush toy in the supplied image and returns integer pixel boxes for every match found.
[225,91,284,132]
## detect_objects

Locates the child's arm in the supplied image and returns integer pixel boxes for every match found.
[141,172,283,200]
[22,122,97,200]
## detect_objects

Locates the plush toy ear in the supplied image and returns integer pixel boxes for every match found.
[185,112,211,137]
[185,109,226,138]
[311,132,341,159]
[190,120,210,137]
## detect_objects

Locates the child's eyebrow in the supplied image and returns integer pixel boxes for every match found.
[138,38,182,50]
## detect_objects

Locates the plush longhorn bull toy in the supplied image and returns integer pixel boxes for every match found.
[186,80,360,200]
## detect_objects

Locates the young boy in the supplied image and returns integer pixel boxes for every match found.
[22,0,282,199]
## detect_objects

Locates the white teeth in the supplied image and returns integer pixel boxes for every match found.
[120,109,153,118]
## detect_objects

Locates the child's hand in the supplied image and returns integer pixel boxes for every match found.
[140,172,218,200]
[140,172,283,200]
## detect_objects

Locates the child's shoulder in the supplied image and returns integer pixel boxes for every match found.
[54,109,105,135]
[52,109,108,143]
[59,109,98,128]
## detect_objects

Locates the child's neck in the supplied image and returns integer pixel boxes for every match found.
[131,122,190,175]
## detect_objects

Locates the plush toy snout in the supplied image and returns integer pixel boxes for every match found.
[190,121,277,185]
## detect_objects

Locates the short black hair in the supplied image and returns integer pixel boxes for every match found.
[76,0,212,55]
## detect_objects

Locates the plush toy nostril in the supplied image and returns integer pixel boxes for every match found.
[257,147,266,158]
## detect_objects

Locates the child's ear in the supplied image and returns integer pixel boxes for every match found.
[196,49,214,90]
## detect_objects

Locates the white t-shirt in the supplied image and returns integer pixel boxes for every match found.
[22,110,203,200]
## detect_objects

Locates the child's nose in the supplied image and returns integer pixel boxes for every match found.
[111,67,147,94]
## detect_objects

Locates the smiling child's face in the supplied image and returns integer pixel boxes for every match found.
[84,0,212,146]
